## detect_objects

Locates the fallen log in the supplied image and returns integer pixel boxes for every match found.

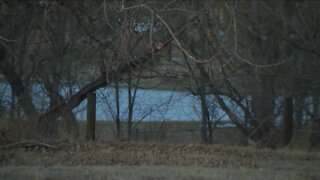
[0,140,59,150]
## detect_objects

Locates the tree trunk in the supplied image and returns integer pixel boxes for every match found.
[86,92,96,140]
[199,92,209,144]
[214,94,251,139]
[294,95,304,129]
[115,79,121,139]
[313,95,319,118]
[251,79,274,143]
[283,96,293,146]
[0,58,39,120]
[127,73,133,141]
[41,79,79,138]
[10,87,16,120]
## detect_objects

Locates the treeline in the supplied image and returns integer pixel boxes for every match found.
[0,1,319,147]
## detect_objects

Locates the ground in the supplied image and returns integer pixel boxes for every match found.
[0,141,319,179]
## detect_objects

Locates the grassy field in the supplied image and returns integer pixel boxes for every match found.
[0,141,319,179]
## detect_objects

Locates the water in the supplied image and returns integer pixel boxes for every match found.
[0,83,205,121]
[74,87,203,121]
[3,83,312,123]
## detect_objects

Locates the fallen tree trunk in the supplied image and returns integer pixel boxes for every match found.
[0,140,59,150]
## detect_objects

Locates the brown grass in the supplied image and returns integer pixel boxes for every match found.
[0,141,319,179]
[1,119,319,179]
[77,121,247,145]
[0,165,316,180]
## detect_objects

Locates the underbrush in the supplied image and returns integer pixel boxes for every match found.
[1,118,320,152]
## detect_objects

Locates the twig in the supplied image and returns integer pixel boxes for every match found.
[0,140,59,150]
[0,35,18,42]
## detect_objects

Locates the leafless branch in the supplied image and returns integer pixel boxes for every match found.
[0,36,18,42]
[0,140,59,149]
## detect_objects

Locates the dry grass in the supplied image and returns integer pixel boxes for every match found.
[77,121,247,145]
[0,141,319,179]
[1,119,319,179]
[0,165,316,180]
